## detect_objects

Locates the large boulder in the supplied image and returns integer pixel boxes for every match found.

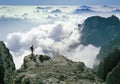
[0,41,15,84]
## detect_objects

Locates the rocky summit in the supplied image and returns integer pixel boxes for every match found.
[14,54,104,84]
[0,41,104,84]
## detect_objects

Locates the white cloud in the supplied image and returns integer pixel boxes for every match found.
[66,45,100,68]
[6,18,100,69]
[2,6,120,70]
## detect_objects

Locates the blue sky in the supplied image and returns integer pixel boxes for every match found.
[0,0,120,5]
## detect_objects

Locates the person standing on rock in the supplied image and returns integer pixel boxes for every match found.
[30,45,38,64]
[30,45,34,56]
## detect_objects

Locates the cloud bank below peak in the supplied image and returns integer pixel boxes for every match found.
[6,19,100,69]
[2,5,120,69]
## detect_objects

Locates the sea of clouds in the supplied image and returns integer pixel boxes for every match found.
[6,19,100,69]
[1,5,120,69]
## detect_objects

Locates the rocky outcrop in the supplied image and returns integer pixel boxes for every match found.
[0,41,15,84]
[14,54,104,84]
[93,36,120,83]
[80,15,120,47]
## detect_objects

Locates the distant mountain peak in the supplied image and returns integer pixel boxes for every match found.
[80,15,120,46]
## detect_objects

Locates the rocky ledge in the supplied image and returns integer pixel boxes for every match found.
[14,54,104,84]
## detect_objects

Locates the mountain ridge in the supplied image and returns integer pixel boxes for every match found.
[80,15,120,47]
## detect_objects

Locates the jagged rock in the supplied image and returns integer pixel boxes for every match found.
[80,15,120,47]
[14,54,104,84]
[0,41,15,84]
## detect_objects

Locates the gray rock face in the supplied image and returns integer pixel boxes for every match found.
[0,41,15,84]
[14,54,104,84]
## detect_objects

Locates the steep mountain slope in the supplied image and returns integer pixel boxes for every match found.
[106,60,120,84]
[14,54,104,84]
[80,15,120,47]
[93,36,120,84]
[0,41,15,84]
[80,15,120,84]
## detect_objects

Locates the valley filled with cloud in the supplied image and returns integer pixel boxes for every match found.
[0,5,120,69]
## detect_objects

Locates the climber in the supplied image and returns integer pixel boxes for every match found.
[30,45,34,56]
[30,45,34,61]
